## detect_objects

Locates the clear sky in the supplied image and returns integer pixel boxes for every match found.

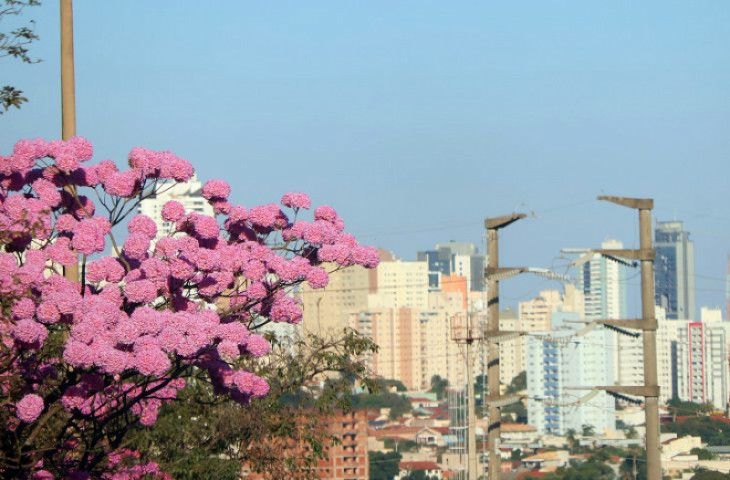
[2,1,729,315]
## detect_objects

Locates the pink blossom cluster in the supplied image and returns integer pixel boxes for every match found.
[0,138,379,478]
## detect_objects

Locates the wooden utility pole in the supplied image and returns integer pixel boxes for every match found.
[60,0,78,282]
[485,213,525,480]
[591,196,661,480]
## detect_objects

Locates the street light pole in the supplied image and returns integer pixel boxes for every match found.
[60,0,79,283]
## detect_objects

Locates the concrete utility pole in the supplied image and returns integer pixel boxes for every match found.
[450,310,482,480]
[60,0,79,282]
[485,213,526,480]
[465,323,478,480]
[591,196,661,480]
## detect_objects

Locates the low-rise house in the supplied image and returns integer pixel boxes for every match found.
[501,423,539,447]
[396,461,444,480]
[521,450,569,471]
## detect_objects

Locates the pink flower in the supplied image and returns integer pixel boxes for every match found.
[158,152,194,182]
[154,237,179,258]
[202,179,231,200]
[123,233,150,260]
[314,205,338,222]
[216,322,250,344]
[228,205,248,223]
[128,147,161,175]
[55,213,78,232]
[352,245,380,268]
[12,298,36,320]
[31,470,54,480]
[169,258,194,280]
[217,340,240,361]
[71,218,107,255]
[86,257,126,283]
[306,267,329,289]
[191,214,219,239]
[281,192,311,209]
[32,178,62,208]
[128,214,157,240]
[93,159,119,183]
[36,302,60,324]
[124,280,158,303]
[210,198,231,215]
[134,345,171,376]
[45,237,77,266]
[303,220,340,245]
[245,335,270,357]
[251,376,270,397]
[161,201,185,222]
[16,393,44,422]
[104,170,140,197]
[63,340,95,367]
[12,319,48,346]
[269,295,303,324]
[245,282,268,300]
[248,204,286,229]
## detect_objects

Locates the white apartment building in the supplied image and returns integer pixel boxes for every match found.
[137,174,214,240]
[527,311,615,436]
[675,310,730,409]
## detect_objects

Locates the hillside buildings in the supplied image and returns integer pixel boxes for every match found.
[302,247,485,391]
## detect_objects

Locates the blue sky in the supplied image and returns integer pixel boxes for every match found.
[2,1,729,314]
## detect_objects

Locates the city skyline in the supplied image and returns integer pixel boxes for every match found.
[1,2,729,317]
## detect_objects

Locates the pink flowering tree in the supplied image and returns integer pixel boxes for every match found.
[0,138,378,479]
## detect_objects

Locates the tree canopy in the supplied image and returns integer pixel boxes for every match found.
[1,0,41,113]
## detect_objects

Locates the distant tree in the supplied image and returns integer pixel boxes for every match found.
[350,391,412,420]
[690,471,730,480]
[377,378,408,392]
[128,330,379,479]
[582,424,596,437]
[691,448,716,461]
[429,375,449,400]
[506,371,527,394]
[369,451,401,480]
[384,438,419,452]
[566,428,578,453]
[667,397,714,417]
[502,399,528,423]
[1,0,41,113]
[619,447,647,480]
[664,417,730,446]
[625,425,638,439]
[559,459,614,480]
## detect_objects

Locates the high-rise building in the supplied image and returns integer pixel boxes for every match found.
[349,300,469,391]
[501,288,583,386]
[655,221,696,320]
[572,240,628,385]
[676,321,728,409]
[655,306,676,405]
[417,242,486,292]
[137,174,214,240]
[499,308,521,385]
[526,311,615,435]
[574,239,628,321]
